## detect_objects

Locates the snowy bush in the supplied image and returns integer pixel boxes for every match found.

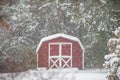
[0,46,36,73]
[104,27,120,80]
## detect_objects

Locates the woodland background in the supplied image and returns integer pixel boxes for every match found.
[0,0,120,72]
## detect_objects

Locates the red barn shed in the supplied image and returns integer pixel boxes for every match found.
[36,33,84,69]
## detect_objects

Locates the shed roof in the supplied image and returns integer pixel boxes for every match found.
[36,33,84,53]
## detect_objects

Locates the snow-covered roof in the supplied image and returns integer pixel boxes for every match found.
[36,33,84,53]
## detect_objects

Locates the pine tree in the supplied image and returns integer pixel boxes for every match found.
[103,27,120,80]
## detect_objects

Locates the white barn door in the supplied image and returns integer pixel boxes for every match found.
[48,42,72,69]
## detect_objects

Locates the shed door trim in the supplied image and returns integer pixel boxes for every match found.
[48,42,72,68]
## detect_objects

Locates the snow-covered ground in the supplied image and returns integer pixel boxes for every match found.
[0,68,106,80]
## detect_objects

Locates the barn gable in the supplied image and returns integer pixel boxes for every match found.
[36,33,84,53]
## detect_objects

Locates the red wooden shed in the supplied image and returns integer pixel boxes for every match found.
[36,33,84,69]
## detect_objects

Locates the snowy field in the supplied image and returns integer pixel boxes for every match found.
[0,68,106,80]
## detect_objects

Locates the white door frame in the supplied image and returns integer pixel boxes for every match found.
[48,42,72,69]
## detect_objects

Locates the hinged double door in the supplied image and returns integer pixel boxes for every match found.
[48,42,72,68]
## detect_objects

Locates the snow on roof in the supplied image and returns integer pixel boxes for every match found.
[36,33,84,53]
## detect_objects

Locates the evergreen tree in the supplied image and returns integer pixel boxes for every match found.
[103,27,120,80]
